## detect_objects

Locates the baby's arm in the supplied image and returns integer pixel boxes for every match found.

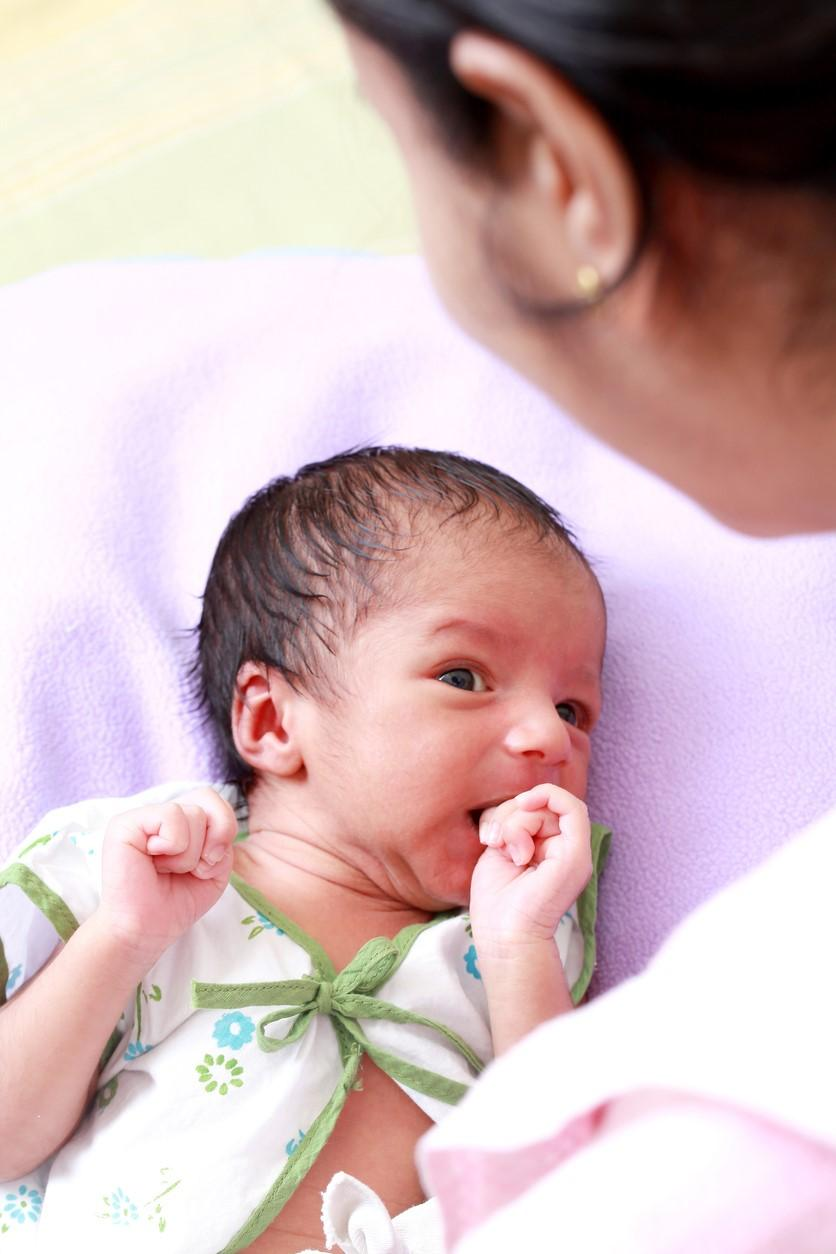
[468,785,592,1056]
[0,788,236,1180]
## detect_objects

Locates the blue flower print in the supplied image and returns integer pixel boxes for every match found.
[285,1129,307,1156]
[463,944,481,981]
[106,1188,139,1225]
[213,1011,255,1049]
[68,834,95,856]
[124,1040,154,1061]
[4,1185,42,1224]
[241,911,285,940]
[5,964,22,996]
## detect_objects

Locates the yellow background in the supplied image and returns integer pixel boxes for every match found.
[0,0,417,286]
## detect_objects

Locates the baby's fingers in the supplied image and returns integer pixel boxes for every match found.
[107,802,192,860]
[515,785,589,835]
[503,818,536,867]
[191,842,235,884]
[479,806,504,849]
[178,787,238,872]
[483,808,543,867]
[146,803,209,873]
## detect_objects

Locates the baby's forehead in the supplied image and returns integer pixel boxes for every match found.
[359,527,605,669]
[394,514,589,581]
[367,523,599,625]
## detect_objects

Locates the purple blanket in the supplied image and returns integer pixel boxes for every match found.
[2,253,834,991]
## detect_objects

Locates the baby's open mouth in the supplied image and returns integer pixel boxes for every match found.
[468,799,509,832]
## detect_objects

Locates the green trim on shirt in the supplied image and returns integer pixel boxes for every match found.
[230,874,338,979]
[194,900,479,1253]
[0,937,8,1008]
[571,821,612,1004]
[230,874,457,984]
[0,862,81,1007]
[0,862,81,942]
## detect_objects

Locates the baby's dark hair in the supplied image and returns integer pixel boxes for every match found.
[194,445,591,786]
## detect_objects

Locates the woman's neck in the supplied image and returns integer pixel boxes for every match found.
[508,245,836,536]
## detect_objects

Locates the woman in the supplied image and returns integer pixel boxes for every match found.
[322,3,836,1250]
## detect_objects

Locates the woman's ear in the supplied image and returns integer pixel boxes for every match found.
[449,32,640,292]
[231,662,305,778]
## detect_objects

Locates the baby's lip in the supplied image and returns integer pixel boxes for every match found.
[468,797,513,824]
[470,779,555,824]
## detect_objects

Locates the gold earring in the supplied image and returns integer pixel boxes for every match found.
[576,264,602,301]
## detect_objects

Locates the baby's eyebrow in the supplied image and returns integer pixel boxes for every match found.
[427,618,507,645]
[426,618,603,687]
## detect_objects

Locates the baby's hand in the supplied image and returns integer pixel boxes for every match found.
[98,788,237,963]
[469,784,592,946]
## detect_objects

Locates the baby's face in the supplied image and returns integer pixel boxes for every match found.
[299,524,606,911]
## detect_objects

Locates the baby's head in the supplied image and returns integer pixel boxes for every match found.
[196,447,605,906]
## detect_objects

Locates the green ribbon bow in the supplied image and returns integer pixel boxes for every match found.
[192,933,484,1100]
[190,881,484,1253]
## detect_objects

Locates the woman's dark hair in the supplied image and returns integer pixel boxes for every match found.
[330,2,836,190]
[194,445,591,786]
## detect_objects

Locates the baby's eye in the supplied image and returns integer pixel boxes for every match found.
[437,668,486,693]
[556,702,579,726]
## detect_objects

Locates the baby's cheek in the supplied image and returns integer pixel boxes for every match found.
[565,738,591,798]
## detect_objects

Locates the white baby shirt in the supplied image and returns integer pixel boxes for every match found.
[0,781,607,1252]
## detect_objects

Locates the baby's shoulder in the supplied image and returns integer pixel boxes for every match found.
[0,780,244,1006]
[7,779,240,866]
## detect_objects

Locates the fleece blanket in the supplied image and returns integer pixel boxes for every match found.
[1,253,835,992]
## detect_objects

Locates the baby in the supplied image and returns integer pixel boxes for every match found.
[0,447,609,1253]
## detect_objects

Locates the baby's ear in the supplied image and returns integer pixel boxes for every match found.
[231,662,305,777]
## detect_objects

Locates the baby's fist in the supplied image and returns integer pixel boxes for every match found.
[101,788,238,960]
[480,784,589,869]
[471,784,592,943]
[138,789,237,880]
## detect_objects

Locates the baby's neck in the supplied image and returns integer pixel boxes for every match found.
[233,796,433,970]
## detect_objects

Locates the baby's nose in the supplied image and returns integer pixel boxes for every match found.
[503,702,572,765]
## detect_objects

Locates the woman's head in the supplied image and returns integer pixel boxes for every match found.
[329,2,836,535]
[331,2,836,188]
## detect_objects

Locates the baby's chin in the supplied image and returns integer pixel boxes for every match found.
[435,884,471,912]
[422,857,482,913]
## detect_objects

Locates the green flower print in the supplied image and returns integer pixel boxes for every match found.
[133,980,163,1043]
[196,1053,244,1095]
[145,1169,181,1234]
[97,1171,181,1234]
[15,832,55,859]
[241,911,285,940]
